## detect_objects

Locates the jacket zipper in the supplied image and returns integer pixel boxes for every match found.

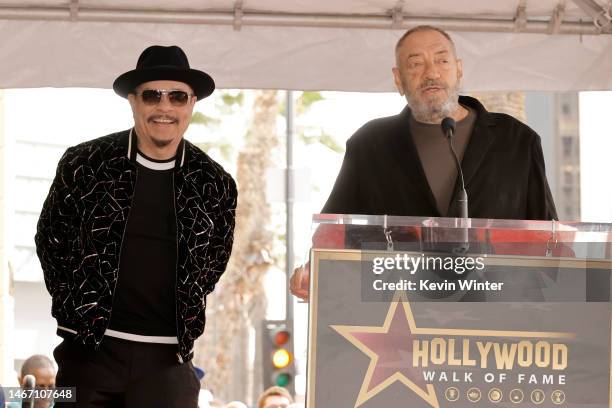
[104,165,138,348]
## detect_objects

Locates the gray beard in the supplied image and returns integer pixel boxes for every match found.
[406,85,461,124]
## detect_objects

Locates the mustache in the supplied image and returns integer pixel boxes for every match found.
[420,80,447,90]
[147,115,178,123]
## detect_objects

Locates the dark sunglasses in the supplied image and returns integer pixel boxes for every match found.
[136,89,194,106]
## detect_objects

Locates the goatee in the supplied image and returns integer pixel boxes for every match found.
[152,138,173,148]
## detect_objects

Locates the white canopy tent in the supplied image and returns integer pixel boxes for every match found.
[0,0,611,92]
[1,0,612,395]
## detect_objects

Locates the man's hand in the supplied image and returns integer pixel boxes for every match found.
[289,263,310,301]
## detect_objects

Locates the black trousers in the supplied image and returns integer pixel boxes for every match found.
[53,336,200,407]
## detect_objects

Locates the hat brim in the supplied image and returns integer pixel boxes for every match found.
[113,66,215,100]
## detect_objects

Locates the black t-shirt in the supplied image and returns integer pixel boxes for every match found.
[108,152,177,337]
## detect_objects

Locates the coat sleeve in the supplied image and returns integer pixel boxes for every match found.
[321,137,361,214]
[35,148,78,307]
[526,136,558,221]
[203,174,237,296]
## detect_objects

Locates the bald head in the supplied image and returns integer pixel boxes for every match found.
[395,25,457,66]
[21,355,55,378]
[19,354,56,390]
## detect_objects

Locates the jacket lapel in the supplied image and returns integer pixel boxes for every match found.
[392,106,441,216]
[458,96,497,188]
[447,96,497,216]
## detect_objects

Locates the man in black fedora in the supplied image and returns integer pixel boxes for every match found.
[35,45,237,407]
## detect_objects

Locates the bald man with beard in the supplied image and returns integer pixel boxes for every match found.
[290,25,557,301]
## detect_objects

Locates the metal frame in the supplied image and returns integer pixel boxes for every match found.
[0,2,610,35]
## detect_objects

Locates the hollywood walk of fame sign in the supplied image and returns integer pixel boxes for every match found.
[306,248,612,408]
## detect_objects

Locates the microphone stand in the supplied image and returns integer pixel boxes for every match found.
[441,117,470,256]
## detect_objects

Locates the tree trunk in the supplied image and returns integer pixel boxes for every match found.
[193,90,279,405]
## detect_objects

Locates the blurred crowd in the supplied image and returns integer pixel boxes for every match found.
[1,354,303,408]
[198,384,303,408]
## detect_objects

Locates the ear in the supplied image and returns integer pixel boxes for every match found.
[456,58,463,81]
[392,67,405,96]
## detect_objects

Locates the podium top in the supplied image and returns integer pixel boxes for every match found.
[311,214,612,261]
[313,214,612,234]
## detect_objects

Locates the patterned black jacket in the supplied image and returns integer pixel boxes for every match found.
[35,129,237,363]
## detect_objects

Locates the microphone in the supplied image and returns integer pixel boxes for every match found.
[441,117,469,256]
[22,374,36,408]
[441,117,468,218]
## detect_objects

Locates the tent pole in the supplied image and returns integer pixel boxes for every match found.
[285,90,295,324]
[0,6,607,35]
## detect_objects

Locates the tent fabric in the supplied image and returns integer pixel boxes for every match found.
[0,1,611,91]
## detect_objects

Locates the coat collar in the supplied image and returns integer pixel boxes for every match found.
[127,128,186,169]
[454,95,497,188]
[392,107,440,214]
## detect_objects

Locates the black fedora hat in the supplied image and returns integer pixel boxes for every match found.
[113,45,215,100]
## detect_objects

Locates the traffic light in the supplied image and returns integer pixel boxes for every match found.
[262,320,295,394]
